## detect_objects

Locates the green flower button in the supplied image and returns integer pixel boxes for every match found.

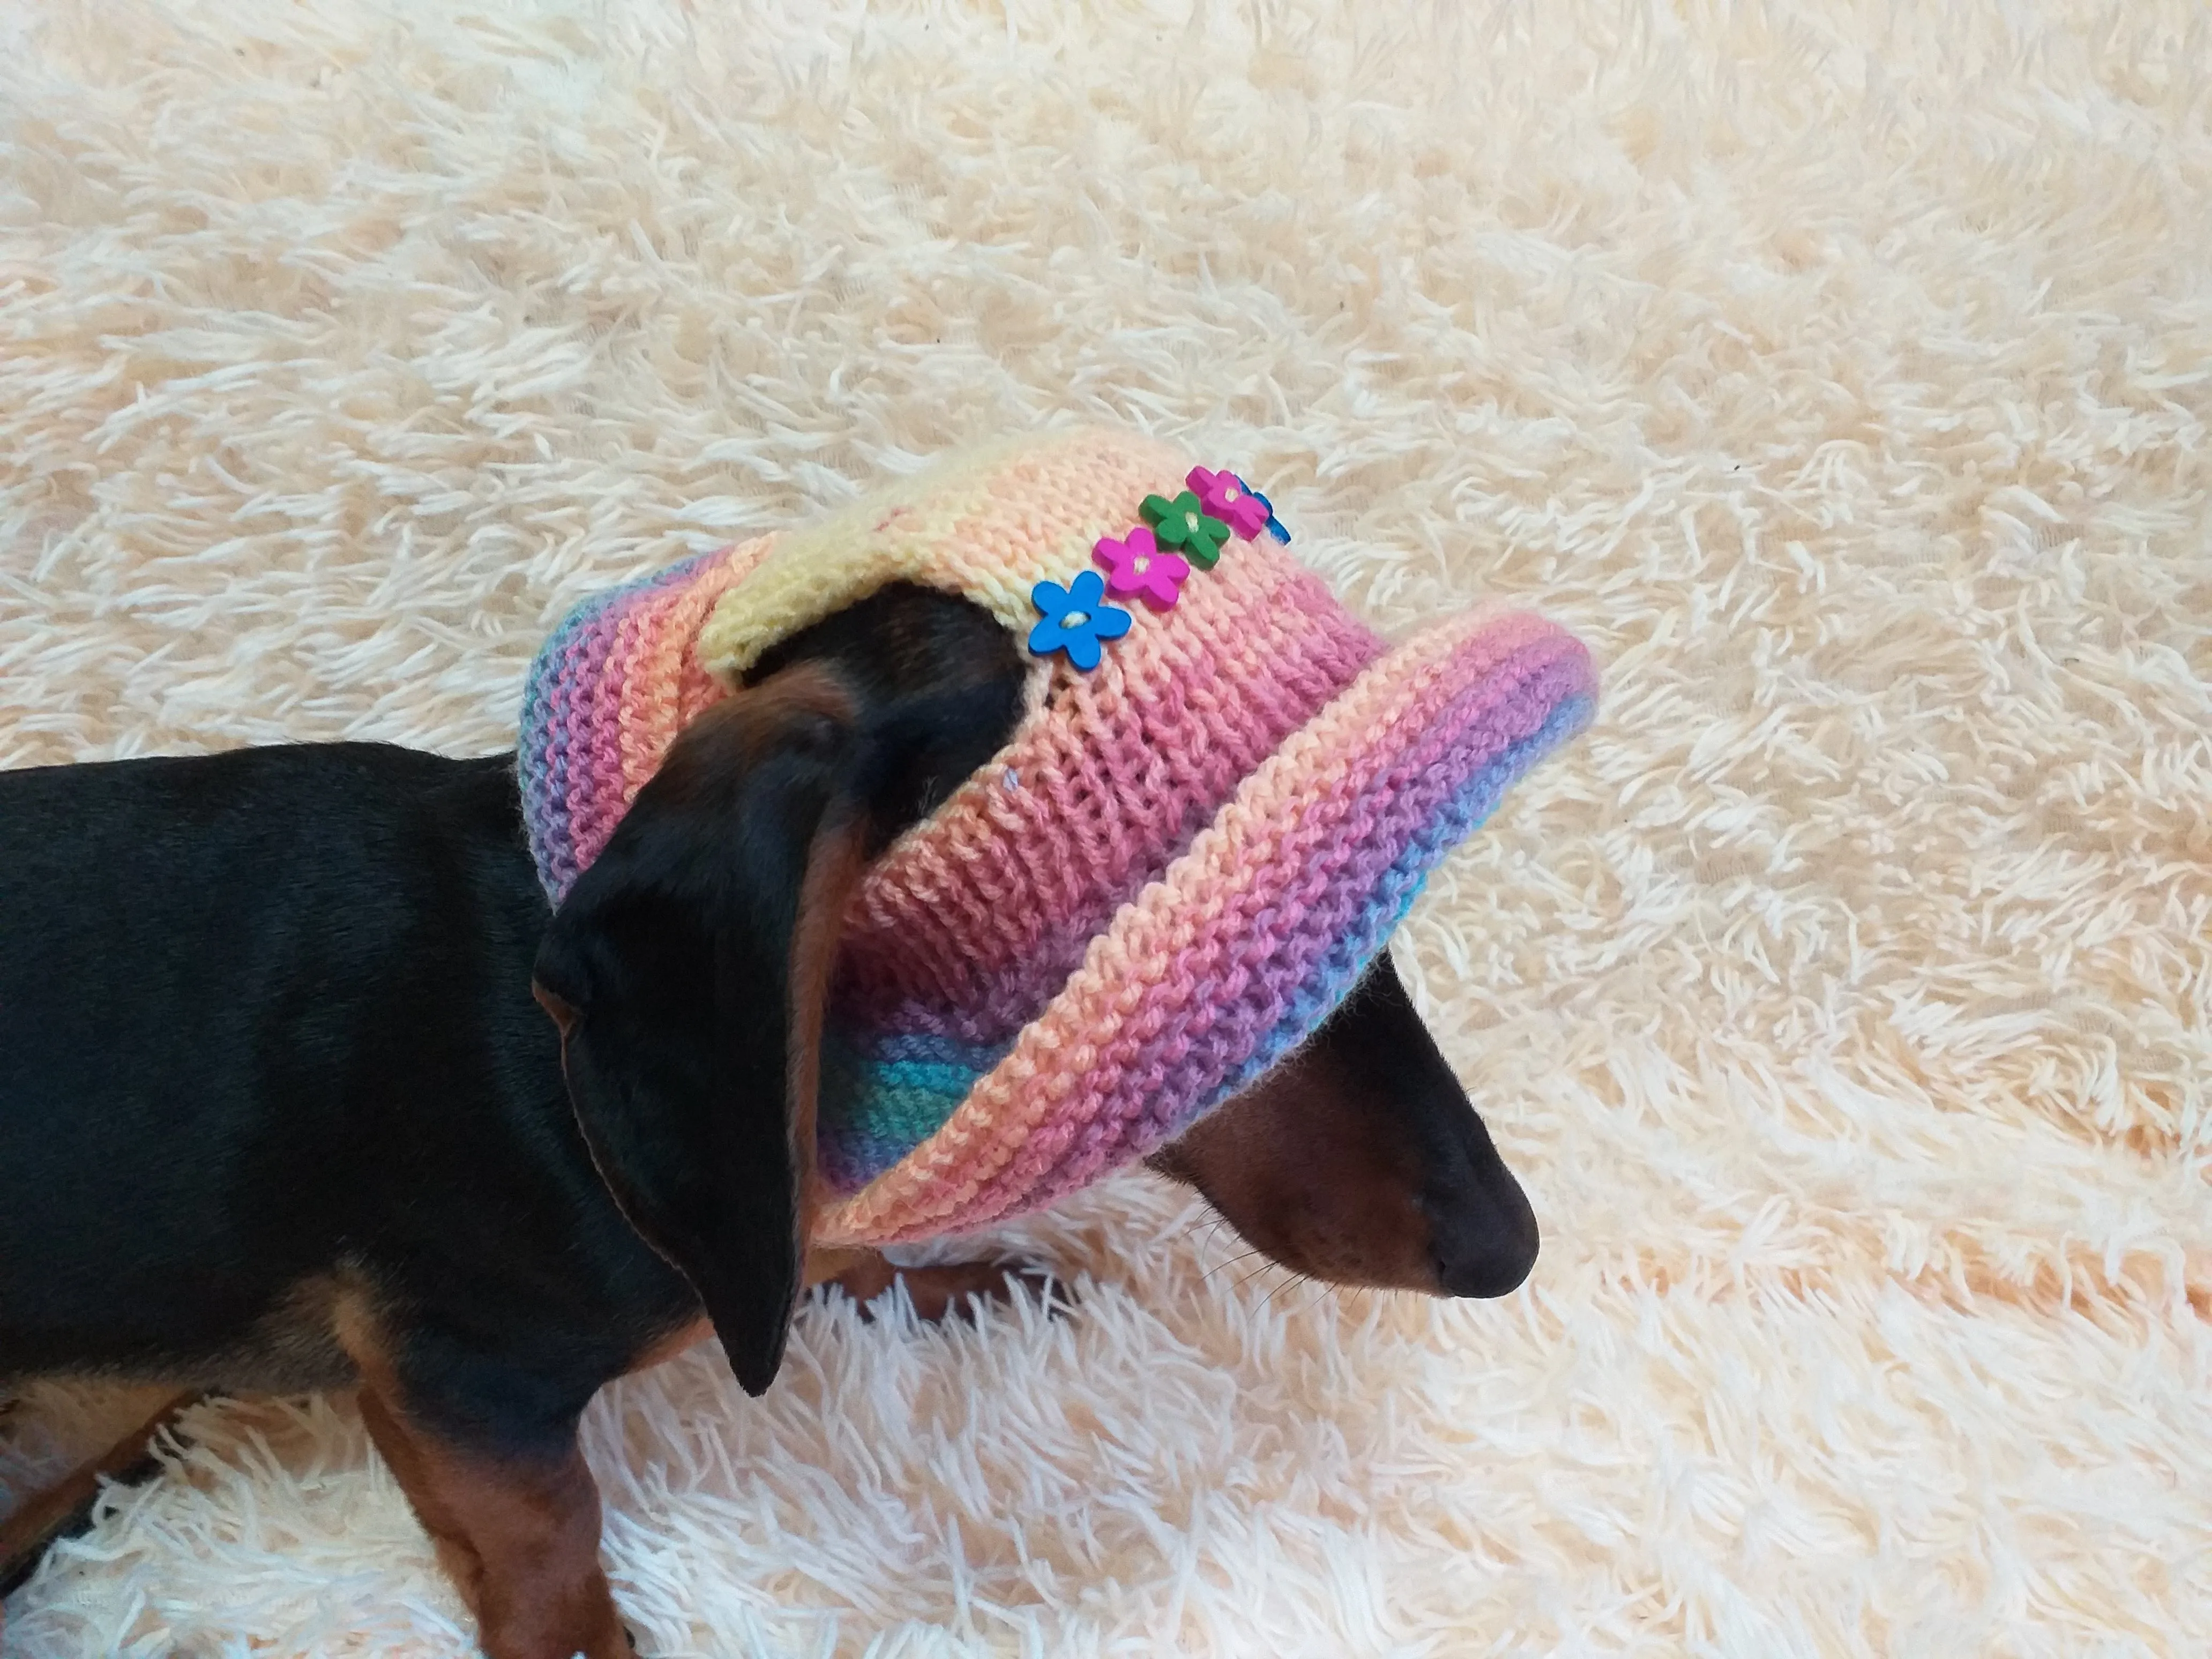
[1139,490,1231,569]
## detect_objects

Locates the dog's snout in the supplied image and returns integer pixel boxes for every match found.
[1422,1173,1540,1299]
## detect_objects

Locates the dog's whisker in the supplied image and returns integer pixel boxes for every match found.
[1232,1259,1283,1296]
[1165,1213,1232,1247]
[1198,1247,1267,1284]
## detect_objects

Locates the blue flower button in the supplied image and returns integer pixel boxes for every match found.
[1029,569,1132,671]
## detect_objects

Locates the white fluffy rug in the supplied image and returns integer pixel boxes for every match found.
[4,0,2209,1654]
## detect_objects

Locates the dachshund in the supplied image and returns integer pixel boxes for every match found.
[0,583,1540,1658]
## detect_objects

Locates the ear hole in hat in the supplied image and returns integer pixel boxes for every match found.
[750,582,1032,852]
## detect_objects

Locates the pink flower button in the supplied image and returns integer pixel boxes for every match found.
[1093,525,1191,610]
[1187,466,1272,540]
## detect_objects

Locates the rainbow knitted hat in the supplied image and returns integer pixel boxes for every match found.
[519,428,1595,1248]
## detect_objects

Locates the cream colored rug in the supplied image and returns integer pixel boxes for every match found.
[4,1,2209,1654]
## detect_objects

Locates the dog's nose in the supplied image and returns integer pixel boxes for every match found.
[1422,1173,1540,1298]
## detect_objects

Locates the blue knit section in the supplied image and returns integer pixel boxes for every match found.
[818,1028,1003,1191]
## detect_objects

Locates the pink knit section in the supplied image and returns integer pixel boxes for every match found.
[610,540,766,799]
[562,617,622,853]
[812,604,1576,1244]
[829,542,1381,1044]
[988,628,1585,1219]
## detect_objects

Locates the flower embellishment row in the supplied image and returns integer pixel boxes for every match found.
[1027,466,1289,671]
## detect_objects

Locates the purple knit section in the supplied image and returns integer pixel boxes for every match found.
[520,549,724,902]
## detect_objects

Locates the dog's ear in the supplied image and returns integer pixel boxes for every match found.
[530,666,865,1397]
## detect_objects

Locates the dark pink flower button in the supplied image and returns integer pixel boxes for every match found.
[1093,525,1191,610]
[1187,466,1272,540]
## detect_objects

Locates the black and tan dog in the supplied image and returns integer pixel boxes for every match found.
[0,584,1540,1658]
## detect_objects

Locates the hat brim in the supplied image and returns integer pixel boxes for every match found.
[814,602,1596,1246]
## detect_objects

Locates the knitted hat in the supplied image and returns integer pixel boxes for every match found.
[519,428,1595,1248]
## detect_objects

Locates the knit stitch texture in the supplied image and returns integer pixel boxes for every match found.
[519,428,1595,1245]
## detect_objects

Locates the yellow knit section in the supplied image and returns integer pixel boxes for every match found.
[694,426,1191,680]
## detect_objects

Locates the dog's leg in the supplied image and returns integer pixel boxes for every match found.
[340,1296,626,1659]
[0,1388,199,1597]
[353,1387,490,1615]
[356,1380,627,1659]
[818,1247,1065,1322]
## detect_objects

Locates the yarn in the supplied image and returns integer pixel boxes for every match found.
[519,428,1596,1246]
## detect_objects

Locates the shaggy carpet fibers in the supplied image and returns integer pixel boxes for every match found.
[4,0,2210,1654]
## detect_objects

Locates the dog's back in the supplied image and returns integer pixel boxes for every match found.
[0,744,671,1389]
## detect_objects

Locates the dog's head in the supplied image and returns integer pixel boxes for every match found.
[531,585,1538,1396]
